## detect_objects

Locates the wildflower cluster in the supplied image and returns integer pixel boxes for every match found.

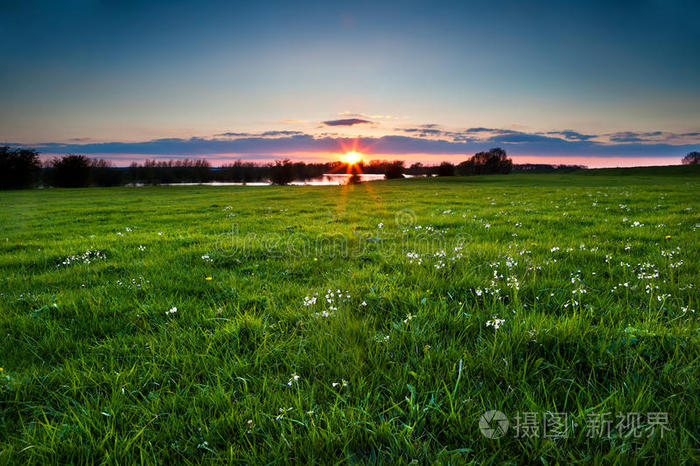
[486,316,505,329]
[116,276,150,289]
[57,250,106,267]
[303,288,358,318]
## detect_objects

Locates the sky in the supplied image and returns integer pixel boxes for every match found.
[1,0,699,167]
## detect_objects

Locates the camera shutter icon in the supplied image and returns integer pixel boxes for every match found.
[479,410,509,439]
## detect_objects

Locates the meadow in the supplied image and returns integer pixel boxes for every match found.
[1,168,698,464]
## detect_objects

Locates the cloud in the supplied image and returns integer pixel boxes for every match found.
[610,136,645,143]
[397,125,510,141]
[489,132,556,143]
[608,131,662,142]
[399,127,444,136]
[546,130,597,141]
[605,130,699,143]
[8,125,697,167]
[464,127,496,133]
[464,127,512,134]
[398,127,573,144]
[11,131,697,162]
[216,132,251,137]
[216,130,304,138]
[338,112,409,121]
[322,118,372,126]
[260,130,304,137]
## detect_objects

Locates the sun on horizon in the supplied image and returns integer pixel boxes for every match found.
[341,151,363,165]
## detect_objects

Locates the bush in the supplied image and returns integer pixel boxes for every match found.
[0,147,42,189]
[49,155,92,187]
[384,160,405,179]
[436,161,455,176]
[91,159,124,186]
[682,152,699,165]
[406,162,428,176]
[270,159,295,185]
[457,147,513,175]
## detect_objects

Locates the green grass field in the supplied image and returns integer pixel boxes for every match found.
[1,170,699,463]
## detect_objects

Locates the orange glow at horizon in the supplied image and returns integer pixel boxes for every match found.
[341,151,363,165]
[336,138,373,168]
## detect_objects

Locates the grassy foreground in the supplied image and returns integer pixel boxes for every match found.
[1,171,698,463]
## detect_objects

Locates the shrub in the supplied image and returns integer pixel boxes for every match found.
[0,147,42,189]
[384,160,405,179]
[436,161,455,176]
[270,159,295,185]
[457,147,513,175]
[682,152,699,165]
[91,159,124,186]
[49,154,92,187]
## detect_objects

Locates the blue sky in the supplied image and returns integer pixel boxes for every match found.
[1,0,698,166]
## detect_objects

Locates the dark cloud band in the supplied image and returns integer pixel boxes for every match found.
[7,131,697,160]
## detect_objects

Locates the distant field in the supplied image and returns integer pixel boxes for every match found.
[1,171,698,463]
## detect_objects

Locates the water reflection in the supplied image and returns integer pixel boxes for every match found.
[158,173,399,186]
[290,174,387,185]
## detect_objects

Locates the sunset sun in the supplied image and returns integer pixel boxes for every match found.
[342,151,363,165]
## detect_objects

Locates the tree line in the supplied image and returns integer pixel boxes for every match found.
[6,146,660,190]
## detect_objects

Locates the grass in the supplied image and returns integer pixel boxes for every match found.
[0,170,698,464]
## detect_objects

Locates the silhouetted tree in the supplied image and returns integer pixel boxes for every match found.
[457,148,513,175]
[270,159,295,185]
[91,159,124,186]
[384,160,405,179]
[682,151,700,165]
[0,147,42,189]
[172,159,211,182]
[406,162,426,176]
[436,161,455,176]
[362,160,397,175]
[126,159,212,184]
[216,161,268,182]
[50,154,92,187]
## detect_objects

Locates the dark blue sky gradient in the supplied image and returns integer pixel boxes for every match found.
[1,0,698,165]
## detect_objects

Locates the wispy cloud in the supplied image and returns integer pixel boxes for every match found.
[215,130,305,137]
[338,112,409,121]
[609,131,664,142]
[322,118,373,126]
[399,127,444,136]
[394,125,700,146]
[546,130,597,141]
